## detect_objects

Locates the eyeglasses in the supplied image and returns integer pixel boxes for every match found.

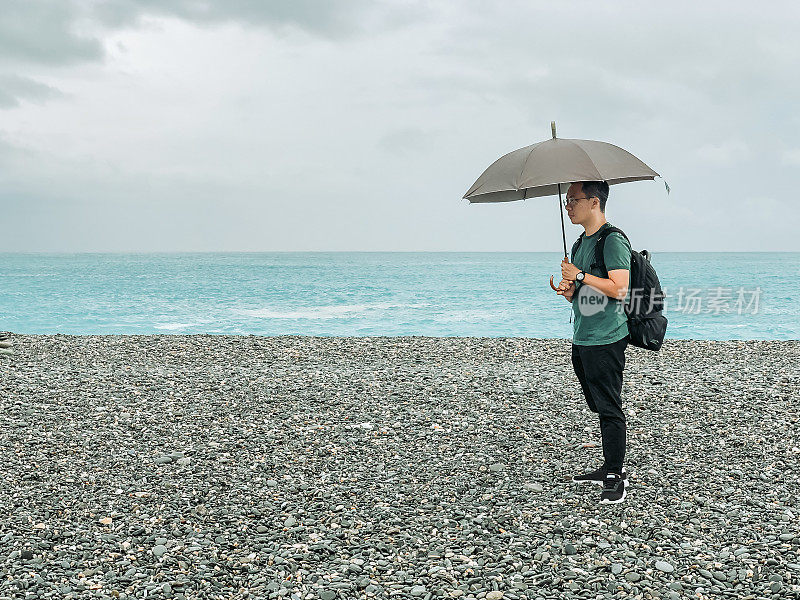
[562,196,590,208]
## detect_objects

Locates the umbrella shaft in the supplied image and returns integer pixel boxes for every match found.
[557,184,567,257]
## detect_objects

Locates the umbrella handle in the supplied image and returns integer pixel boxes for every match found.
[549,275,559,291]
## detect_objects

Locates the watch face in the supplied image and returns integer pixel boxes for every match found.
[577,272,584,281]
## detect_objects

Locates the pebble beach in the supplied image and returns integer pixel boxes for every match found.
[1,335,799,600]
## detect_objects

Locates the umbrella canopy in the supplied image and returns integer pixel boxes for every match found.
[462,122,660,257]
[463,137,659,204]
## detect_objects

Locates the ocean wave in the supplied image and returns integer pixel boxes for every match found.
[432,310,503,323]
[233,302,430,320]
[154,322,203,330]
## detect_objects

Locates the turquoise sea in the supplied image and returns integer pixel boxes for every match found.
[0,253,797,339]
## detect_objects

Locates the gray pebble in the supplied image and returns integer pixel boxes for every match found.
[2,335,797,600]
[655,560,675,573]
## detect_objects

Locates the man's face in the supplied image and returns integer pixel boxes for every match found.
[565,183,597,223]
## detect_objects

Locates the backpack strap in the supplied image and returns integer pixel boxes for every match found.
[592,225,629,278]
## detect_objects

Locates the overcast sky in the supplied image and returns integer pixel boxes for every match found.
[1,1,798,252]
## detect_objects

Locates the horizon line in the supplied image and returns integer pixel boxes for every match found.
[0,250,799,255]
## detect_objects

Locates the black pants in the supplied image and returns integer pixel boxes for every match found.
[571,335,628,474]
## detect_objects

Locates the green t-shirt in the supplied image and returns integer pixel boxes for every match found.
[570,222,631,346]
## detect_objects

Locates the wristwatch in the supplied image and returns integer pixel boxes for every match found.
[575,271,586,285]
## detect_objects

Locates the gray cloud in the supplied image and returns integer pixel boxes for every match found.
[0,2,102,66]
[0,75,62,108]
[92,0,375,36]
[0,1,798,251]
[0,0,427,68]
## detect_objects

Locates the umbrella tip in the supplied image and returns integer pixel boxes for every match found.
[551,121,557,139]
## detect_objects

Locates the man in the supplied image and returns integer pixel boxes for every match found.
[555,181,631,504]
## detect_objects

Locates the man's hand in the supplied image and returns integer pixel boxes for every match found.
[561,257,580,282]
[555,277,575,301]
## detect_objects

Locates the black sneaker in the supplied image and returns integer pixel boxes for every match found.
[600,472,626,504]
[572,465,627,485]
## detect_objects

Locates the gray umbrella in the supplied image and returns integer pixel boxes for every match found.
[463,122,660,257]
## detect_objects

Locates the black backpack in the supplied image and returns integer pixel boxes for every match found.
[571,226,668,351]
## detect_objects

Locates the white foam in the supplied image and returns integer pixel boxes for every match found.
[233,302,430,320]
[154,322,201,330]
[432,309,507,323]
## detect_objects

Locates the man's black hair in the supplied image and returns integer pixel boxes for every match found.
[581,181,610,212]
